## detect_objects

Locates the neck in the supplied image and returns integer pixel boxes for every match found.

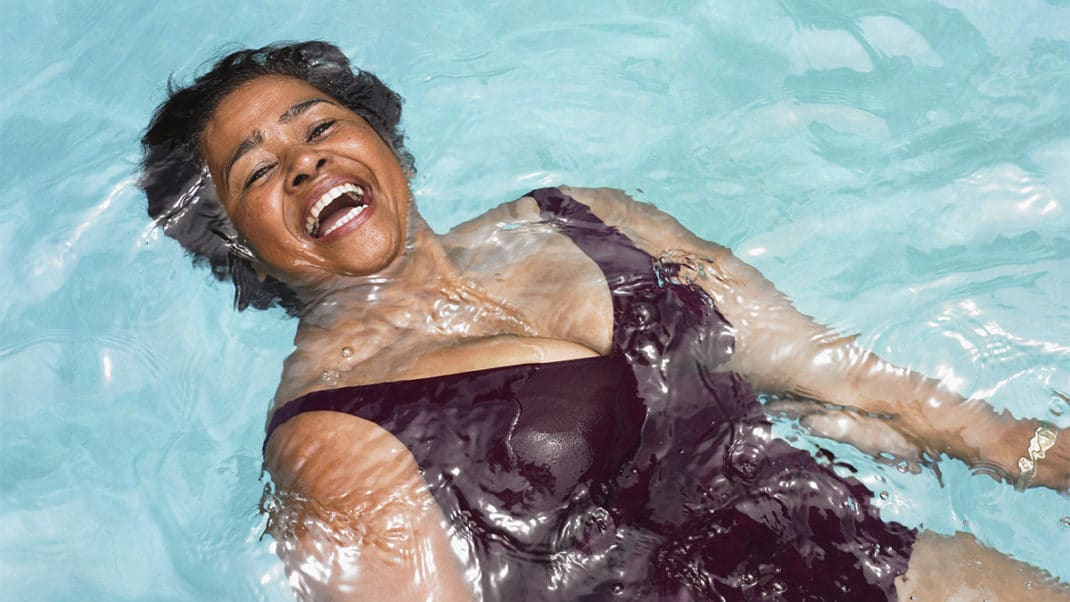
[290,207,534,350]
[293,209,460,328]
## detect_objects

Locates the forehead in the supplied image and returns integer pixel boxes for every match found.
[201,76,336,165]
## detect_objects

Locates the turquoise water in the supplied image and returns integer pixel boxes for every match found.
[3,0,1069,599]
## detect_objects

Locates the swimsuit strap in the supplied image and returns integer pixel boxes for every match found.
[529,187,674,359]
[529,187,733,367]
[528,187,657,291]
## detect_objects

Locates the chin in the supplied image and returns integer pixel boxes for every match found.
[344,235,407,278]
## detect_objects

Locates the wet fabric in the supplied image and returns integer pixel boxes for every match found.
[265,187,916,600]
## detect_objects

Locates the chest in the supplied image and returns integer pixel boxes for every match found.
[278,230,618,404]
[451,219,617,350]
[341,355,645,534]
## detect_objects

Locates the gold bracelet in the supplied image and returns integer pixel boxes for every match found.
[1014,423,1058,491]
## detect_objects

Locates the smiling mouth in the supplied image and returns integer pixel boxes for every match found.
[305,183,368,238]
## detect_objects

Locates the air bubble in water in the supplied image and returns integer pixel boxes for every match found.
[879,491,889,500]
[1061,517,1070,527]
[341,346,353,358]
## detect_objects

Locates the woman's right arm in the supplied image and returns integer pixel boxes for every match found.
[264,411,474,601]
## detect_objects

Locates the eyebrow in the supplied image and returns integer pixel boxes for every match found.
[280,97,333,123]
[223,97,338,185]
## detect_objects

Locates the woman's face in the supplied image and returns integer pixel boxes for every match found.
[201,75,412,287]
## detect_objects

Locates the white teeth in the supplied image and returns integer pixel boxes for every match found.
[320,205,366,237]
[305,183,365,235]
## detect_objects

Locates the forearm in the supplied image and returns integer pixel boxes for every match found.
[698,246,1068,490]
[560,186,1070,491]
[788,344,1068,489]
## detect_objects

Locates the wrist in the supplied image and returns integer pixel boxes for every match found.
[1014,422,1064,491]
[1036,425,1069,491]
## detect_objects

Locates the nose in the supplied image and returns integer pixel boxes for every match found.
[286,148,328,189]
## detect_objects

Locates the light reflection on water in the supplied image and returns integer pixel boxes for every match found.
[2,0,1069,599]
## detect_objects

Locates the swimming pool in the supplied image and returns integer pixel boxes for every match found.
[2,0,1068,598]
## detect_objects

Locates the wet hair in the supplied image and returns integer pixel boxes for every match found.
[140,41,413,317]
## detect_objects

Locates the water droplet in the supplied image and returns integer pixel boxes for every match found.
[321,369,339,384]
[1025,579,1033,590]
[740,572,757,587]
[1060,517,1070,527]
[896,460,909,473]
[610,583,624,595]
[879,491,889,500]
[341,346,353,358]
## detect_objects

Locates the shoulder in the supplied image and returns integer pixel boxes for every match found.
[444,185,691,241]
[557,185,657,212]
[442,185,682,234]
[273,348,320,409]
[557,185,636,207]
[443,192,542,239]
[558,185,730,257]
[265,408,430,515]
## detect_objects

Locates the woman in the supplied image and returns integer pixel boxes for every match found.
[141,42,1068,600]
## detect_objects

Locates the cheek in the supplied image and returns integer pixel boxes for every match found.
[227,197,290,252]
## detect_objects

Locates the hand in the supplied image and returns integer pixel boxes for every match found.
[764,397,924,471]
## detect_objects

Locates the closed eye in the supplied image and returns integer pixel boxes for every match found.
[245,162,275,189]
[308,119,337,142]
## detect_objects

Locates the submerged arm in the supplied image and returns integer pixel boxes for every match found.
[565,186,1069,491]
[264,411,473,601]
[705,243,1069,491]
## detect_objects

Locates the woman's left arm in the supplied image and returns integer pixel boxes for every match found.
[700,236,1068,492]
[566,186,1069,491]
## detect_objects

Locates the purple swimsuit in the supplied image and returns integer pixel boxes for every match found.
[266,188,915,601]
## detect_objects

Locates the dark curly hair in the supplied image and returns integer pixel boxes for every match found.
[140,41,414,317]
